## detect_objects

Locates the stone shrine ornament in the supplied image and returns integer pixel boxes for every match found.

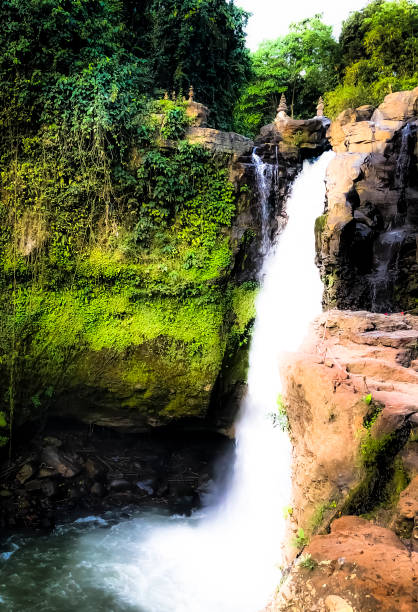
[275,94,288,121]
[316,96,324,117]
[188,85,194,103]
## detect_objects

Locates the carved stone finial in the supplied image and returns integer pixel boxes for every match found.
[164,91,169,100]
[316,96,324,117]
[188,85,194,103]
[275,93,288,121]
[171,90,176,101]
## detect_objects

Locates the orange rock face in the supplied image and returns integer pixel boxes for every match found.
[268,517,418,611]
[282,310,417,540]
[267,310,418,611]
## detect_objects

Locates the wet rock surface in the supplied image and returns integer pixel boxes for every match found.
[0,420,233,531]
[316,87,418,313]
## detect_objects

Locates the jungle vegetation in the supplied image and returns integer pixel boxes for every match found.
[0,0,417,448]
[235,0,418,135]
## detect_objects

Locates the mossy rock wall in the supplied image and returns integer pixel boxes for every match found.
[0,114,266,441]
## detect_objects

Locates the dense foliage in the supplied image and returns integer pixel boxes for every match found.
[325,0,418,117]
[0,0,250,133]
[139,0,251,129]
[0,1,253,449]
[233,1,418,132]
[234,15,340,135]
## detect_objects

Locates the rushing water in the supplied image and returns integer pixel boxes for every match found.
[0,151,333,612]
[251,148,277,255]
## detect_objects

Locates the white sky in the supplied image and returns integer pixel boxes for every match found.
[234,0,371,51]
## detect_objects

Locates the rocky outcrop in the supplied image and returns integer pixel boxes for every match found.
[316,87,418,312]
[255,116,330,161]
[271,309,418,611]
[186,126,254,157]
[281,310,418,542]
[185,100,210,127]
[268,516,418,612]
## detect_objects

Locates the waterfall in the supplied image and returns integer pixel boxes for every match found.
[119,150,334,612]
[251,149,277,255]
[396,122,412,195]
[0,152,334,612]
[370,228,408,312]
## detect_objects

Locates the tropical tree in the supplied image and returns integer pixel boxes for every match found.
[141,0,251,129]
[325,0,418,117]
[234,15,339,136]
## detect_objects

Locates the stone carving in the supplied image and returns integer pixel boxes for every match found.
[275,94,288,121]
[164,91,169,100]
[188,85,194,103]
[171,90,176,101]
[316,96,324,117]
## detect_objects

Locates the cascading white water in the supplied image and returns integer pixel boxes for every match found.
[0,151,334,612]
[251,149,276,254]
[114,150,334,612]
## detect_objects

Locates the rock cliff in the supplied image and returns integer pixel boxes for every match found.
[316,88,418,313]
[269,309,418,611]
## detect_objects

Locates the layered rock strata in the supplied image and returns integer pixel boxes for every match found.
[269,310,418,611]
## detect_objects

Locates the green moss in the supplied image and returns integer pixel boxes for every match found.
[231,283,258,335]
[314,214,328,236]
[309,499,337,533]
[0,102,259,434]
[342,425,411,517]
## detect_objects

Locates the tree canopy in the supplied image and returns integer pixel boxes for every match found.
[0,0,250,133]
[325,0,418,117]
[233,15,339,136]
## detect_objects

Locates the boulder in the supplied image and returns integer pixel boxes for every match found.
[41,479,56,498]
[185,127,254,157]
[185,101,209,127]
[372,87,418,122]
[41,446,81,478]
[85,458,103,479]
[90,482,104,497]
[267,516,418,611]
[256,116,330,160]
[16,463,35,484]
[108,479,131,492]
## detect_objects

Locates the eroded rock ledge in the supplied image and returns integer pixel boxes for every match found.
[269,310,418,611]
[267,516,417,612]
